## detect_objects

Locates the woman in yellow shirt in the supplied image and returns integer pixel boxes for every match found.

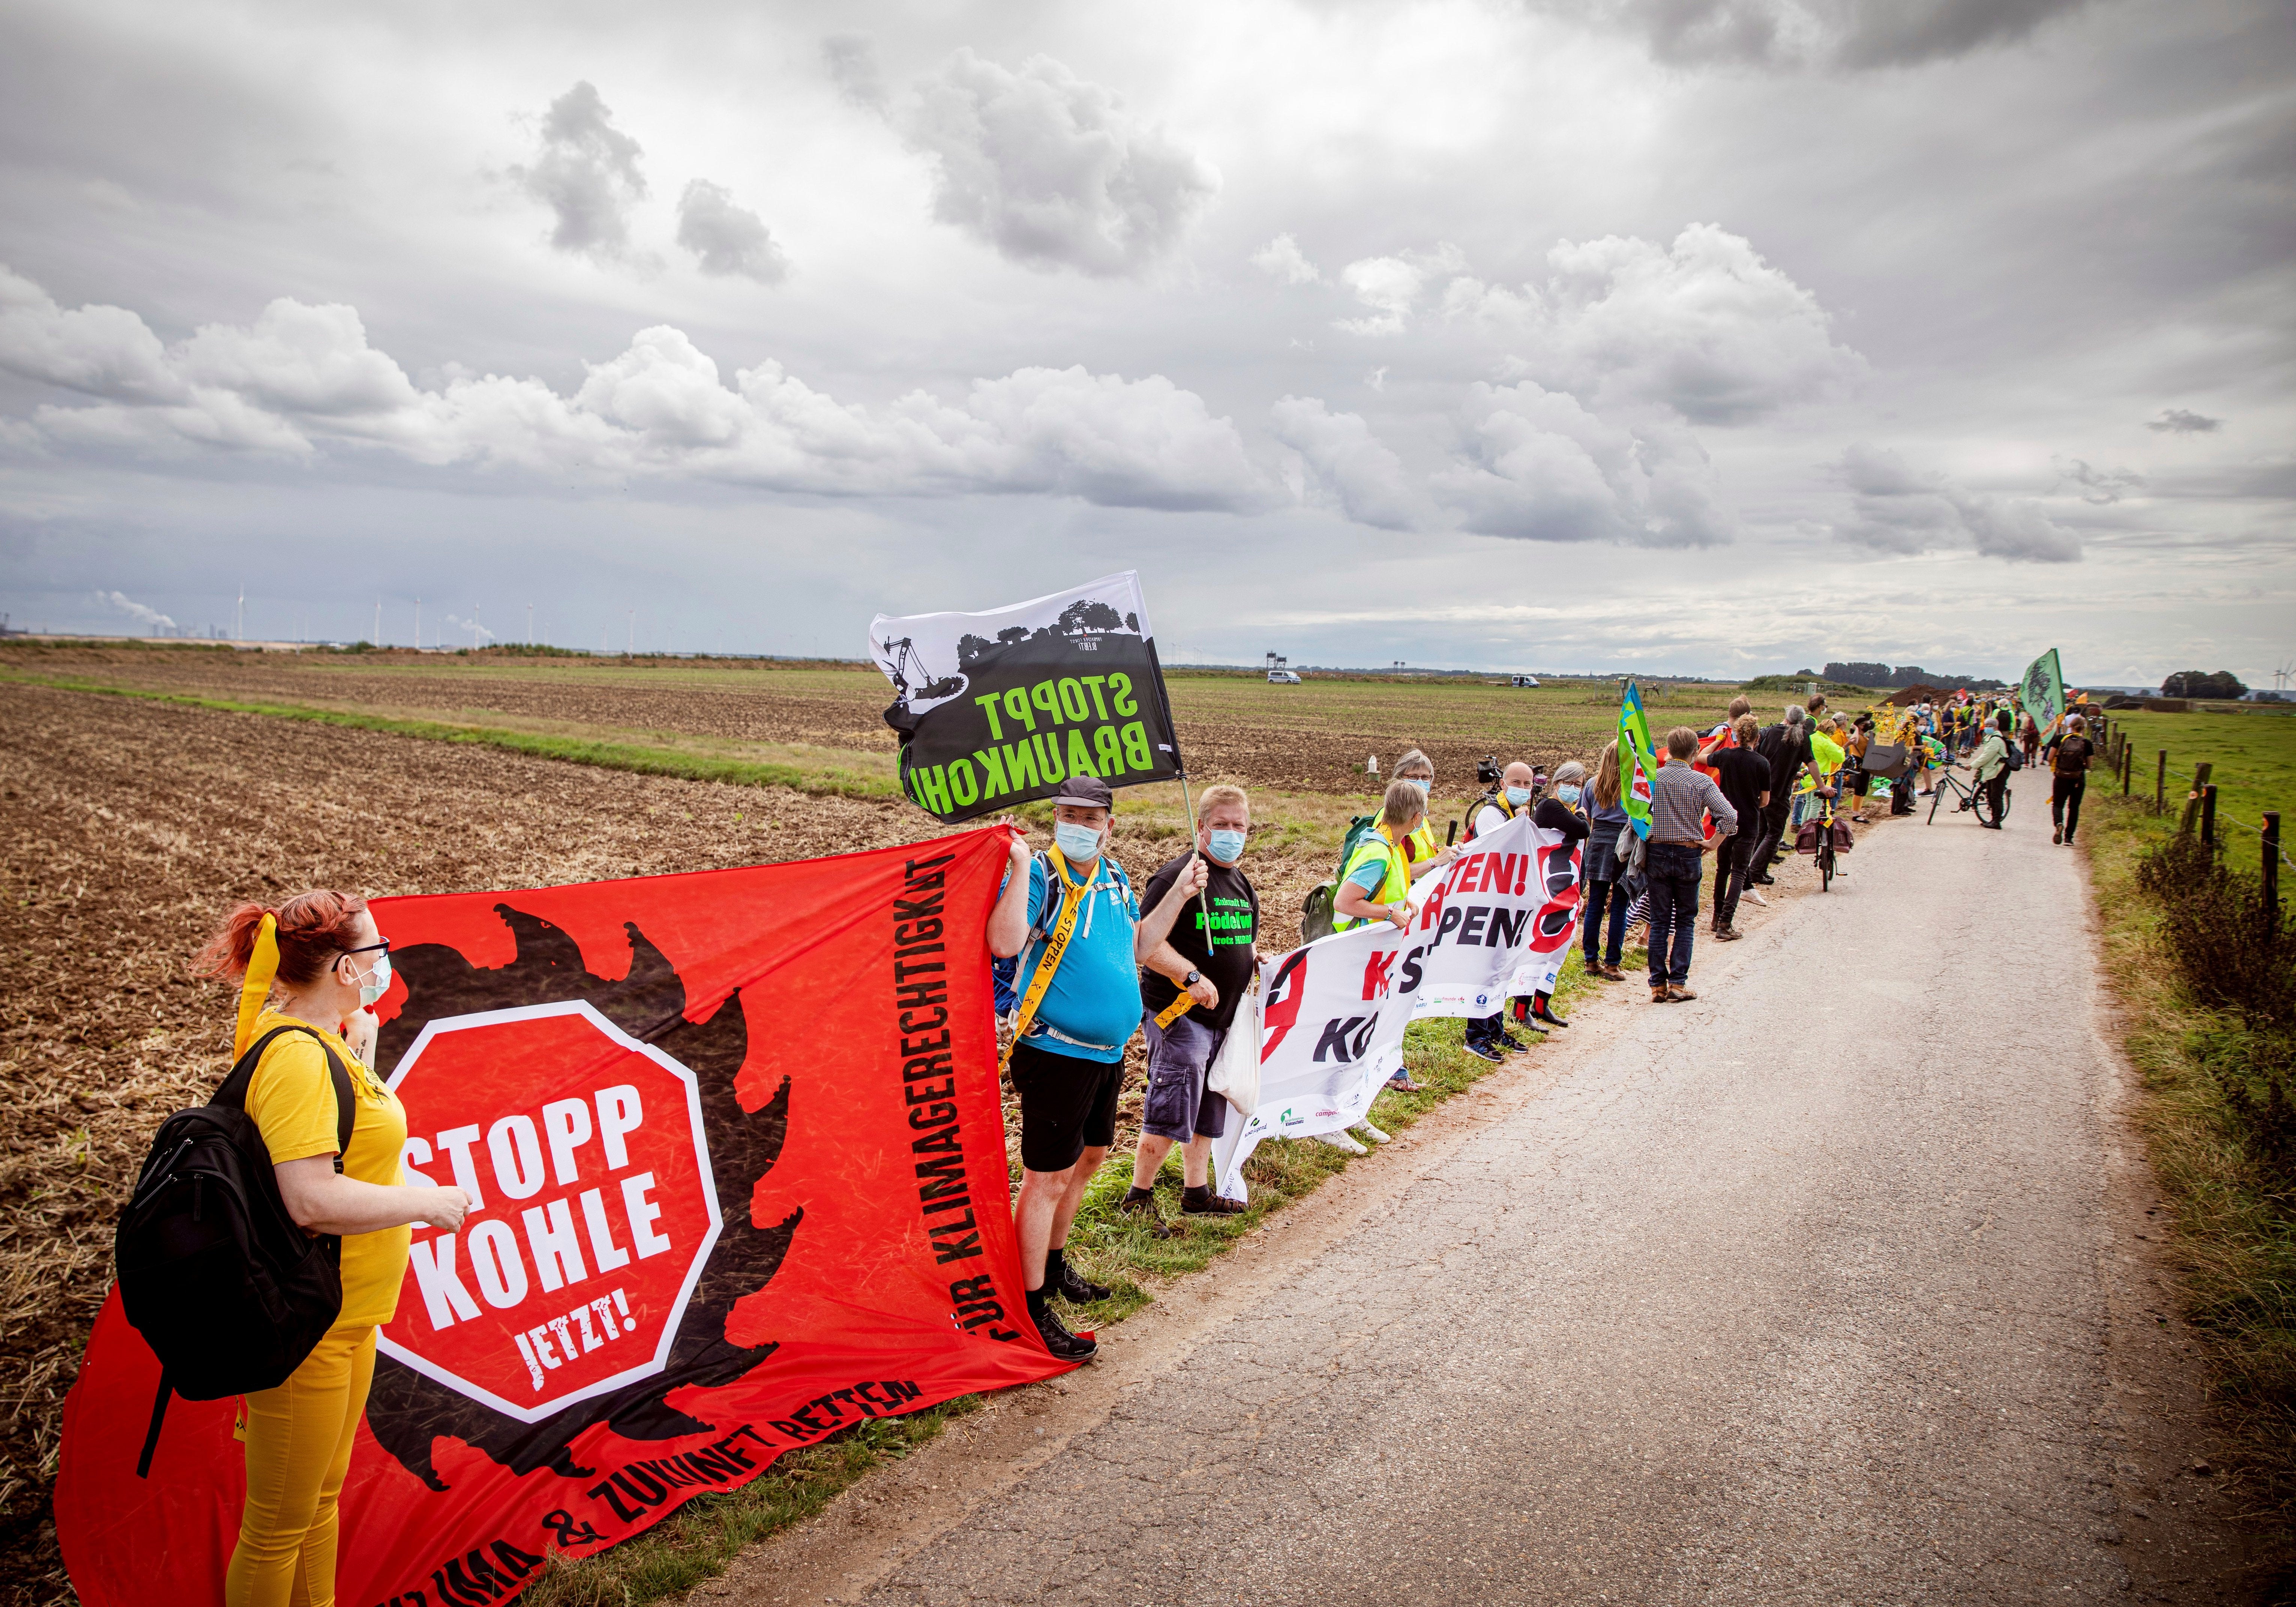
[197,890,469,1607]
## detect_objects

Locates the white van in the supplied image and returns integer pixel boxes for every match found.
[1268,669,1301,684]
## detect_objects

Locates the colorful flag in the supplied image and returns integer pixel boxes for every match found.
[59,833,1068,1607]
[2019,648,2067,736]
[870,571,1184,822]
[1618,680,1657,840]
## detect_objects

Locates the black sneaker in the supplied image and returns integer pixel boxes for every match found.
[1465,1040,1505,1063]
[1029,1296,1097,1361]
[1050,1254,1111,1304]
[1181,1184,1247,1215]
[1498,1030,1535,1051]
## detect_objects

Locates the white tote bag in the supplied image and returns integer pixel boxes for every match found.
[1206,975,1263,1118]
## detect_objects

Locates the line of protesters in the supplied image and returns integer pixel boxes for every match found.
[974,686,2089,1361]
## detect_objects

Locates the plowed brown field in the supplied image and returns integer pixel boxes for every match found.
[2,647,1751,792]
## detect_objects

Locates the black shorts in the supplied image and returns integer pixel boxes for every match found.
[1844,769,1870,795]
[1007,1038,1122,1174]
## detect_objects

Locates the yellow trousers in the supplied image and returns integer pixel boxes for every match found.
[225,1325,376,1607]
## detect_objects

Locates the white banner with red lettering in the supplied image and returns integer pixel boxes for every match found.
[1210,814,1578,1200]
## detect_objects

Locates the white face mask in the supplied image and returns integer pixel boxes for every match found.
[1053,821,1104,863]
[348,950,391,1008]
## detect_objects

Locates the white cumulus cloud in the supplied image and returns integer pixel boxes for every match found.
[1433,382,1736,548]
[1270,396,1429,531]
[0,268,1272,513]
[1335,245,1465,338]
[1250,233,1321,285]
[901,49,1219,277]
[1832,444,2081,563]
[1447,225,1864,423]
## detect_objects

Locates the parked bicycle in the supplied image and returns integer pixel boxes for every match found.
[1797,784,1844,892]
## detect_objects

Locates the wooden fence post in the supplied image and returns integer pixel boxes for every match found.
[2201,782,2218,849]
[2266,812,2281,934]
[2156,750,2167,815]
[2122,743,2131,796]
[2179,761,2213,835]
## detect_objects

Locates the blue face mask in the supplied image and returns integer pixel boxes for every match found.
[1556,783,1583,806]
[1405,777,1431,794]
[1053,821,1104,864]
[1504,786,1531,807]
[1206,828,1247,864]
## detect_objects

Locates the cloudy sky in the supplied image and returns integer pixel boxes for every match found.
[0,0,2288,684]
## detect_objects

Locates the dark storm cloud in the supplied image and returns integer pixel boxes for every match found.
[1831,445,2081,563]
[675,181,789,284]
[510,81,650,263]
[1550,0,2094,69]
[2149,408,2222,432]
[823,35,888,111]
[899,49,1220,278]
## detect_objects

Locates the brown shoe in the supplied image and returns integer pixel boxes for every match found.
[1598,963,1627,981]
[1667,986,1698,1002]
[1650,984,1670,1004]
[1713,927,1742,942]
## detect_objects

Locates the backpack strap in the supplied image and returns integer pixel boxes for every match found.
[213,1024,357,1173]
[135,1372,171,1479]
[1001,853,1096,1072]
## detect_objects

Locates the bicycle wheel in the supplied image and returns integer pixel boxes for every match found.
[1928,783,1946,824]
[1819,836,1834,891]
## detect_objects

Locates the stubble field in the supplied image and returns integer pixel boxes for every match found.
[0,645,1754,795]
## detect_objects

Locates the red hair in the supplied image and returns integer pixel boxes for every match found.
[198,890,370,988]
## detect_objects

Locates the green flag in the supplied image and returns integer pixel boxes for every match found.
[1618,680,1657,840]
[2019,649,2066,736]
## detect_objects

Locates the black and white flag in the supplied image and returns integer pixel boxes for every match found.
[868,571,1184,823]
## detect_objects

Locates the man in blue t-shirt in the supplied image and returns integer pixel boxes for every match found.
[986,774,1204,1360]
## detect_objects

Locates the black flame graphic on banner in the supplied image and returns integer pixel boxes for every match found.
[364,905,800,1490]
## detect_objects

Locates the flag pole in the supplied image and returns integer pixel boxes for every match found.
[1178,771,1213,935]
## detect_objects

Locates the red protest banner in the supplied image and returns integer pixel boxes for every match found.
[58,828,1068,1605]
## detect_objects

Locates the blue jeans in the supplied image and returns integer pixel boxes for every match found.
[1580,879,1628,967]
[1645,843,1702,987]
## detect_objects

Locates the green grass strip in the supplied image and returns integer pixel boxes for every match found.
[0,671,901,801]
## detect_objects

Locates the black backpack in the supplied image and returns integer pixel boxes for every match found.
[2002,739,2026,772]
[114,1024,355,1476]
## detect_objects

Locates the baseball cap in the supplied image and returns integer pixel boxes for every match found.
[1050,775,1116,810]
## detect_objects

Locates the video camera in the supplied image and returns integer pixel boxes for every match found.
[1474,755,1503,787]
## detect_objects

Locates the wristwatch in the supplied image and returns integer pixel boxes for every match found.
[1183,969,1202,986]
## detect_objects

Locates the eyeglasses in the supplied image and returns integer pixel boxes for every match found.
[339,939,392,959]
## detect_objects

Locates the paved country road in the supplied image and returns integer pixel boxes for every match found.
[710,805,2265,1606]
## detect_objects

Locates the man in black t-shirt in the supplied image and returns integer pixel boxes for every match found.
[1707,716,1771,939]
[1121,784,1261,1230]
[1745,709,1812,885]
